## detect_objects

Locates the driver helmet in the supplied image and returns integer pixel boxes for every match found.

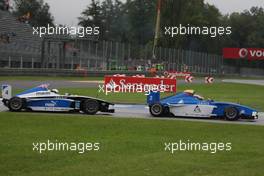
[51,89,59,94]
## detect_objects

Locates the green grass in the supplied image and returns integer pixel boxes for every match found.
[0,112,263,176]
[56,83,264,111]
[0,76,104,81]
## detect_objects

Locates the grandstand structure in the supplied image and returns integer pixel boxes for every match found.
[0,10,41,68]
[0,10,106,70]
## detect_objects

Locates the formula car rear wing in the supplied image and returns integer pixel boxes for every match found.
[147,91,160,105]
[1,85,12,100]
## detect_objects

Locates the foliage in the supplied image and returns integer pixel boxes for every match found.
[13,0,54,27]
[225,7,264,48]
[79,0,128,41]
[78,0,264,54]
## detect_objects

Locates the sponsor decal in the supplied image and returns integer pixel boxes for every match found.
[102,76,177,95]
[164,71,192,78]
[45,101,57,107]
[238,48,248,58]
[178,99,184,104]
[223,48,264,60]
[194,106,201,113]
[205,76,214,84]
[185,75,194,83]
[36,92,51,95]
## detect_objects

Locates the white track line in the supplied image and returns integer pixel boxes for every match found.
[222,79,264,86]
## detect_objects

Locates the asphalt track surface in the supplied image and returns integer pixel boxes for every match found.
[0,79,263,126]
[0,100,263,126]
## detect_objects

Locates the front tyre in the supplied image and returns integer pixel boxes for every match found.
[224,107,239,121]
[149,104,164,117]
[8,97,25,112]
[81,99,100,115]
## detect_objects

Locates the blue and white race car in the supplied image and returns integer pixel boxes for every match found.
[1,84,114,115]
[147,90,258,121]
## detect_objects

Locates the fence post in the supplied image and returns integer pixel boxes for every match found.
[8,56,11,68]
[96,43,98,69]
[71,58,74,70]
[168,48,171,70]
[199,52,202,73]
[52,57,55,69]
[221,55,224,75]
[172,49,176,71]
[203,53,206,73]
[20,56,23,69]
[177,49,180,71]
[128,43,131,59]
[109,41,113,70]
[203,53,206,74]
[122,43,125,68]
[87,59,90,70]
[104,41,108,71]
[32,58,34,69]
[115,42,118,70]
[207,53,210,74]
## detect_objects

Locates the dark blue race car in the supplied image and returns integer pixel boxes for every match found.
[147,90,258,121]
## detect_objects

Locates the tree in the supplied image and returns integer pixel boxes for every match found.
[13,0,54,27]
[78,0,263,54]
[225,7,264,48]
[126,0,156,44]
[0,0,9,11]
[160,0,224,53]
[101,0,128,41]
[78,0,105,39]
[79,0,128,41]
[78,0,102,27]
[247,7,264,47]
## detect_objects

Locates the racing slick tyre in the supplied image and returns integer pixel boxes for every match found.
[81,99,100,115]
[8,97,25,112]
[224,106,239,121]
[149,104,164,117]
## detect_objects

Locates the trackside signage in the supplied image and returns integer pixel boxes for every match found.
[223,48,264,60]
[164,71,191,78]
[104,76,177,94]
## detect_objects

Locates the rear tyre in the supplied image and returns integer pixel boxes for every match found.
[224,107,239,121]
[81,99,100,115]
[149,104,164,117]
[8,97,25,112]
[162,106,171,117]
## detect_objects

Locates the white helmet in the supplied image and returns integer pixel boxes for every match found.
[51,89,59,94]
